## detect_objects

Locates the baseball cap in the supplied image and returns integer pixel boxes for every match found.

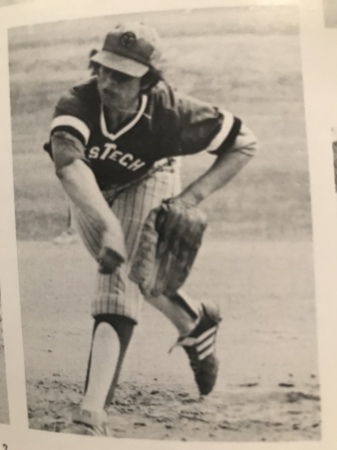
[90,22,162,78]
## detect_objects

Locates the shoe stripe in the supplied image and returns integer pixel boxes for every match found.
[194,326,217,344]
[197,334,216,352]
[178,336,197,347]
[199,343,215,361]
[178,326,217,348]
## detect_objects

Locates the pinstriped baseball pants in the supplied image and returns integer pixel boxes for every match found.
[72,162,181,324]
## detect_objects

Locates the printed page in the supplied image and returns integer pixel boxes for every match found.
[0,0,336,449]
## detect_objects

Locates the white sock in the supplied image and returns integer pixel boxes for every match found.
[81,322,119,415]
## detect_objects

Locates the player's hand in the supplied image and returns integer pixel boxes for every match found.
[97,229,127,274]
[97,247,124,274]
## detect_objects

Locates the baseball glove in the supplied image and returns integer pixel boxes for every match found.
[129,198,207,297]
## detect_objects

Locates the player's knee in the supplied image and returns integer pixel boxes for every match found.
[94,321,118,342]
[95,314,135,347]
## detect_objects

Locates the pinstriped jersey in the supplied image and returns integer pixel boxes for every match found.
[47,77,241,188]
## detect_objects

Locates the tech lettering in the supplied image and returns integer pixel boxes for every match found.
[87,143,146,172]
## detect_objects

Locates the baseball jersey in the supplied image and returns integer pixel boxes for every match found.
[46,77,242,189]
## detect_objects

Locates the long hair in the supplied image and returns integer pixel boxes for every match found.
[88,48,163,92]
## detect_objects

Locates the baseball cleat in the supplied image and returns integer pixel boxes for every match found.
[172,302,222,395]
[62,408,110,436]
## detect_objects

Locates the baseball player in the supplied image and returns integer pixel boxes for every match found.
[45,22,257,436]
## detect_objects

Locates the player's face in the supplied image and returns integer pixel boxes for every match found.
[97,65,142,111]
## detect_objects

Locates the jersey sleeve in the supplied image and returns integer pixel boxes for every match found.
[50,88,94,147]
[51,130,89,171]
[171,88,242,156]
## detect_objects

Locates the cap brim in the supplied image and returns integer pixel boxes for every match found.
[90,51,149,78]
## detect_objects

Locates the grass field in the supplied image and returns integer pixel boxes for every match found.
[9,5,311,241]
[8,4,320,442]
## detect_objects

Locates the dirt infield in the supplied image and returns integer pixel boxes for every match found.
[19,239,320,441]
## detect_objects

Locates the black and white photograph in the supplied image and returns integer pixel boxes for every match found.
[3,0,329,446]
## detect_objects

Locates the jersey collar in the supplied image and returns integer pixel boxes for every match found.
[100,94,148,141]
